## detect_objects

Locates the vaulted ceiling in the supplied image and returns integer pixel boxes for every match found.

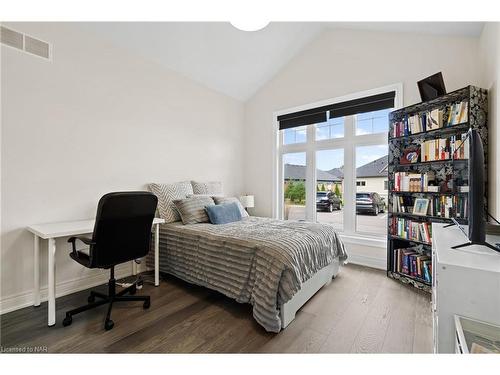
[76,22,485,101]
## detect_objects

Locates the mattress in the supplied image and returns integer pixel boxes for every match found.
[151,216,347,332]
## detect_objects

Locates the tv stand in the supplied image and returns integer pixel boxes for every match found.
[444,217,500,252]
[451,240,500,252]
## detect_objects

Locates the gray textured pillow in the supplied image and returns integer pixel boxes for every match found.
[148,181,194,223]
[213,196,249,218]
[173,196,215,224]
[191,181,223,196]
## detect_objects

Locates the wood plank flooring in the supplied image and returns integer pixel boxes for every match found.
[0,264,432,353]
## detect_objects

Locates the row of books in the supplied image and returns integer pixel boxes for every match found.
[390,217,432,244]
[391,195,468,218]
[420,133,469,162]
[392,248,432,283]
[391,101,468,138]
[393,171,438,192]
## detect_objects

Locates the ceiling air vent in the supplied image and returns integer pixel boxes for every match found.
[1,26,51,61]
[24,35,50,59]
[0,26,23,50]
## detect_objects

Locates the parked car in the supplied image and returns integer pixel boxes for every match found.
[316,191,342,212]
[356,192,385,215]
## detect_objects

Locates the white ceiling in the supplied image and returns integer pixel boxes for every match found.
[76,22,485,101]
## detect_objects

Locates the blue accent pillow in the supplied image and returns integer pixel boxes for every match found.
[205,202,242,224]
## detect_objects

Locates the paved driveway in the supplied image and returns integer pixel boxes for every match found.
[286,205,387,234]
[318,209,387,233]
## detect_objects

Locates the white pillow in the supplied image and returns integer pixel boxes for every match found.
[148,181,194,223]
[191,181,223,196]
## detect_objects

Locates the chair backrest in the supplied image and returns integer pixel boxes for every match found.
[89,192,158,268]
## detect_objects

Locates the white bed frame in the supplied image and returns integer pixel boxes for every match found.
[279,258,341,329]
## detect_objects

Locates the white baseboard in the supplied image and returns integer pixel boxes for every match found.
[347,253,386,270]
[0,263,133,315]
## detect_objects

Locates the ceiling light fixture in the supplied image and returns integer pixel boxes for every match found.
[230,20,270,32]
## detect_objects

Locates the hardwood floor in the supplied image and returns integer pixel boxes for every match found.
[0,264,432,353]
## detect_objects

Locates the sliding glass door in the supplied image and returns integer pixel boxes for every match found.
[355,144,389,234]
[282,152,307,221]
[316,148,344,231]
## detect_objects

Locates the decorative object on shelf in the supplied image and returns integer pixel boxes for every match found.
[239,195,255,212]
[413,198,430,216]
[417,72,446,102]
[400,146,420,164]
[387,85,488,293]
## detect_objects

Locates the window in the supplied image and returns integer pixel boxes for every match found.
[283,126,307,145]
[316,116,344,140]
[356,108,391,135]
[275,85,399,240]
[384,180,389,190]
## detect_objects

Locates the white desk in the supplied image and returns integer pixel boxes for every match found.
[27,217,165,326]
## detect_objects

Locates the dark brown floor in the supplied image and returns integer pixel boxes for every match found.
[0,264,432,353]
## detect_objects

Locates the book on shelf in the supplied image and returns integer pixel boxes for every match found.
[392,195,468,218]
[421,133,469,162]
[447,101,469,127]
[454,195,468,218]
[393,171,437,192]
[392,248,432,283]
[391,100,468,138]
[428,108,442,131]
[390,217,432,244]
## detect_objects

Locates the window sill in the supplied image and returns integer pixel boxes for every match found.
[338,233,387,248]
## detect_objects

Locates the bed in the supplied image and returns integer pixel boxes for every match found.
[153,216,347,333]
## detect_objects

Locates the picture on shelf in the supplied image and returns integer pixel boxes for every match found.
[413,198,430,216]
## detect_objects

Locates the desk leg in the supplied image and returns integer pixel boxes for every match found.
[33,234,40,307]
[47,238,56,327]
[155,224,159,286]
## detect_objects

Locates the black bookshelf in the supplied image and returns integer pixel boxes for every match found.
[387,85,488,293]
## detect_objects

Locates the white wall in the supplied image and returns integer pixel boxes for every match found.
[479,23,500,218]
[243,28,482,264]
[0,23,245,313]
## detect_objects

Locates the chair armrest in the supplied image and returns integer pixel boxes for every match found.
[68,236,95,256]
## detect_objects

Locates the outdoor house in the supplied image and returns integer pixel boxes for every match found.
[284,155,388,200]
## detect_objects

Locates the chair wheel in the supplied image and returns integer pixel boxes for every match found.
[143,299,150,309]
[104,319,114,331]
[62,315,72,327]
[129,285,137,295]
[88,295,95,303]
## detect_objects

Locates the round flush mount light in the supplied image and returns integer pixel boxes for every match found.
[230,20,270,32]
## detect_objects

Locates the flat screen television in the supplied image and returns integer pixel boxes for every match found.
[451,128,499,252]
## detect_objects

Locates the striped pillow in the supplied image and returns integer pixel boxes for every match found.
[191,181,223,196]
[173,196,215,224]
[148,181,194,223]
[213,196,249,218]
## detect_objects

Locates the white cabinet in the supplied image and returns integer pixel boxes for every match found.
[432,223,500,353]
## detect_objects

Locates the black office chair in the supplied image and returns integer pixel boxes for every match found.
[62,191,158,331]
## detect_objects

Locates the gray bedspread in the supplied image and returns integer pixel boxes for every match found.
[154,216,347,332]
